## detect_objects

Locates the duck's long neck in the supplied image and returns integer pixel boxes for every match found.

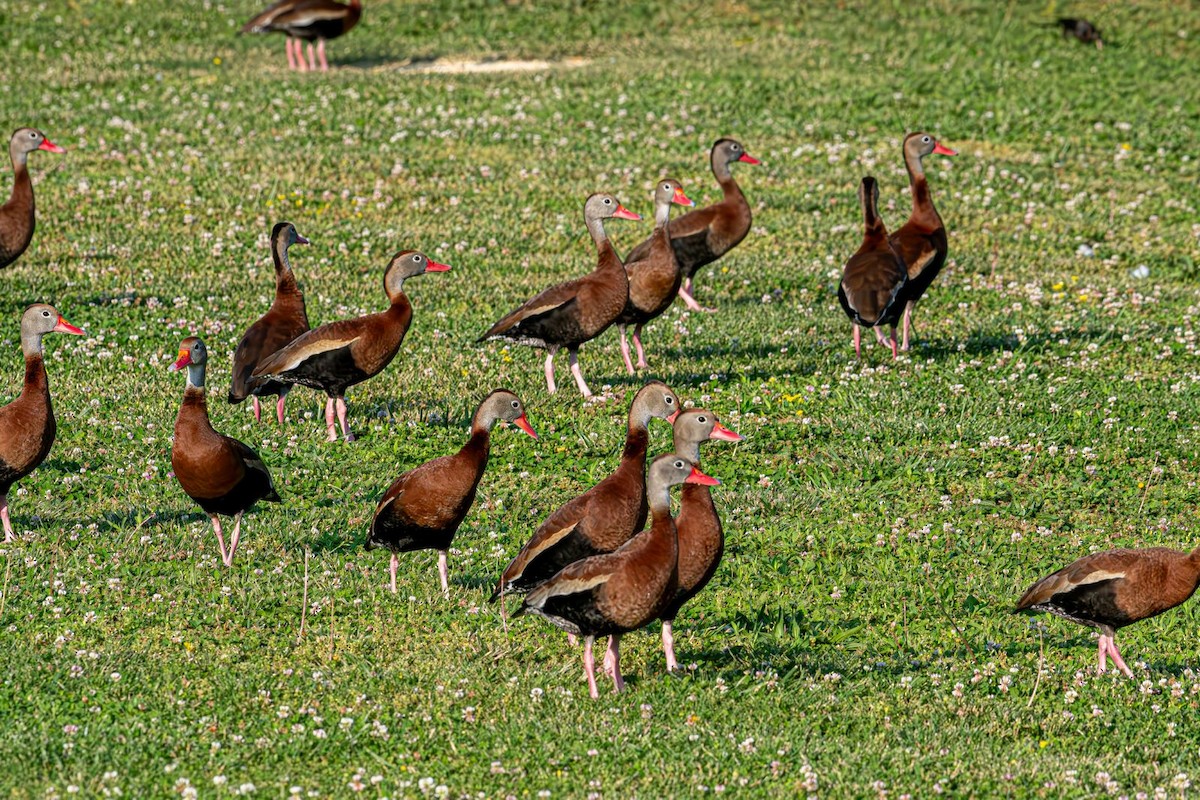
[586,216,621,271]
[712,157,743,203]
[272,241,300,296]
[673,437,702,465]
[5,149,32,214]
[621,421,650,463]
[862,195,888,246]
[460,423,492,474]
[21,351,49,400]
[904,151,940,227]
[653,199,671,229]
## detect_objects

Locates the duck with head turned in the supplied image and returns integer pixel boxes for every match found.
[478,193,640,398]
[624,138,759,313]
[889,132,956,351]
[171,337,281,567]
[616,178,694,374]
[252,249,451,442]
[657,409,742,672]
[366,389,537,595]
[1015,545,1200,678]
[229,221,311,425]
[1,128,66,270]
[491,381,680,602]
[518,454,719,698]
[241,0,363,71]
[838,177,908,359]
[0,304,84,541]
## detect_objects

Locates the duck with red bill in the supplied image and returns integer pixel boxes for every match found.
[1,128,67,270]
[0,305,85,541]
[366,389,537,595]
[252,250,452,442]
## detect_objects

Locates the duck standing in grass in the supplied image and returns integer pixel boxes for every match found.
[1015,545,1200,677]
[171,337,281,567]
[241,0,363,71]
[838,177,908,359]
[478,194,640,397]
[366,389,537,595]
[0,304,84,542]
[252,250,451,442]
[1,128,66,270]
[889,132,956,351]
[229,221,310,425]
[623,138,759,313]
[490,382,680,603]
[518,454,719,698]
[615,178,694,374]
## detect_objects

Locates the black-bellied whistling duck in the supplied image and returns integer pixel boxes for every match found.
[366,389,537,595]
[838,177,908,359]
[1053,17,1104,48]
[616,179,694,374]
[1015,546,1200,677]
[490,381,679,602]
[170,337,281,567]
[518,454,718,698]
[624,138,759,313]
[477,194,640,398]
[1,129,65,270]
[229,222,311,424]
[252,250,451,442]
[890,132,957,351]
[241,0,363,72]
[658,409,741,672]
[0,304,84,541]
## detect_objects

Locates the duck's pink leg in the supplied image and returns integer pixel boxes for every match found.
[306,42,317,71]
[567,633,578,646]
[252,396,262,423]
[632,324,648,369]
[873,326,889,346]
[335,396,355,441]
[853,324,862,360]
[677,283,708,313]
[209,514,229,565]
[618,325,635,375]
[583,636,599,699]
[606,634,625,693]
[1107,637,1134,677]
[568,348,593,397]
[316,39,329,71]
[295,39,309,72]
[286,38,299,70]
[324,398,337,442]
[544,352,557,394]
[900,302,914,351]
[389,554,398,593]
[1,494,13,542]
[276,392,287,425]
[890,327,899,359]
[602,636,616,676]
[662,619,679,672]
[226,512,244,566]
[1097,635,1109,674]
[437,550,449,596]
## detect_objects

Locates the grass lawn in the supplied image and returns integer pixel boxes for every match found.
[1,0,1200,796]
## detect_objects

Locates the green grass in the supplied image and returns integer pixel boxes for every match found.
[1,0,1200,796]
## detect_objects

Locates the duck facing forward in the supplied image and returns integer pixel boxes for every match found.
[171,337,281,566]
[0,304,84,541]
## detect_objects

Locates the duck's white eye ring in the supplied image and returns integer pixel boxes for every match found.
[674,460,685,469]
[603,198,612,204]
[664,396,674,404]
[511,400,519,409]
[698,416,707,423]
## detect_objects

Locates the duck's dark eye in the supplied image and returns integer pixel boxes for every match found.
[413,255,423,262]
[923,136,931,142]
[42,310,50,317]
[665,396,674,405]
[511,400,519,409]
[674,460,685,469]
[698,416,707,423]
[603,198,612,204]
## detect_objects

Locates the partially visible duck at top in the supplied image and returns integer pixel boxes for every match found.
[477,193,640,398]
[1053,17,1104,49]
[624,138,759,314]
[889,132,956,352]
[616,178,694,374]
[241,0,363,72]
[229,222,311,425]
[252,250,451,442]
[0,304,84,542]
[1,128,66,271]
[838,177,908,360]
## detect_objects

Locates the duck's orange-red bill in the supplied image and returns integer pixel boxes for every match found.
[425,259,452,272]
[613,205,641,221]
[169,350,191,372]
[514,413,538,439]
[686,466,720,486]
[53,316,85,336]
[933,142,957,156]
[739,153,761,165]
[39,138,66,154]
[666,410,681,424]
[709,422,743,442]
[673,188,696,207]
